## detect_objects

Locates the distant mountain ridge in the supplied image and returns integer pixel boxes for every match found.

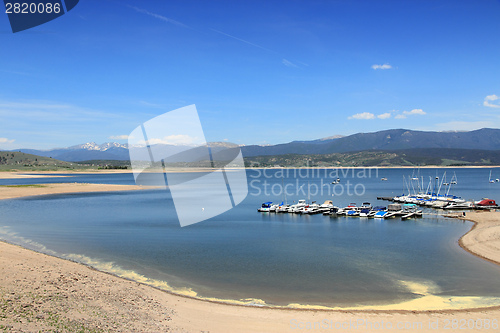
[5,128,500,162]
[240,128,500,156]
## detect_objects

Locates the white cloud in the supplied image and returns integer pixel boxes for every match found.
[282,59,298,68]
[145,134,202,146]
[394,114,407,119]
[0,138,15,144]
[377,113,391,119]
[403,109,426,115]
[348,112,376,120]
[484,94,500,108]
[109,135,130,140]
[371,64,392,70]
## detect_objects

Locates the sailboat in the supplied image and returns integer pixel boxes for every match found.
[276,174,290,212]
[450,172,457,185]
[442,172,449,186]
[489,170,495,183]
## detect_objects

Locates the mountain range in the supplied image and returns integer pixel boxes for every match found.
[4,128,500,162]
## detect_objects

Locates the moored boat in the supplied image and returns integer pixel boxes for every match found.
[301,202,321,214]
[369,206,387,217]
[258,202,274,212]
[374,210,388,218]
[289,199,307,213]
[318,200,335,213]
[384,203,402,219]
[475,198,498,209]
[443,201,475,210]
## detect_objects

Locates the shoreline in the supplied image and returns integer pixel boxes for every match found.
[1,181,500,331]
[1,240,500,333]
[1,164,500,178]
[454,211,500,266]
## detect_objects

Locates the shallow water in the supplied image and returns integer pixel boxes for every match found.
[1,167,500,308]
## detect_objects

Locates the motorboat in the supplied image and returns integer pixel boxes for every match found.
[331,178,341,184]
[275,203,290,213]
[443,201,475,210]
[323,207,339,216]
[359,202,372,210]
[289,199,307,213]
[258,202,275,212]
[374,210,388,218]
[369,206,387,217]
[475,198,498,209]
[359,208,371,217]
[318,200,335,213]
[339,203,357,216]
[301,202,321,214]
[347,209,359,217]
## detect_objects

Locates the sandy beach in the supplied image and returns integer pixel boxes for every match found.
[458,211,500,265]
[0,171,136,179]
[1,179,500,332]
[0,183,156,201]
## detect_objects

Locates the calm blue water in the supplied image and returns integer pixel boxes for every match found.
[1,167,500,307]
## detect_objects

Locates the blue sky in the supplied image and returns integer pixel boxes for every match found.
[1,0,500,149]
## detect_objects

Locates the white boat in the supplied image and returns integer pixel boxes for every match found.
[276,203,290,213]
[323,207,340,216]
[301,202,321,214]
[359,209,371,217]
[318,200,334,213]
[431,201,449,209]
[374,211,388,218]
[368,206,387,218]
[359,202,372,210]
[276,176,290,213]
[489,170,496,183]
[357,202,372,217]
[346,209,359,217]
[339,203,357,216]
[443,201,475,210]
[289,199,307,213]
[258,202,274,212]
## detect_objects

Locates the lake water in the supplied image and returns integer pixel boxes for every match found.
[1,167,500,309]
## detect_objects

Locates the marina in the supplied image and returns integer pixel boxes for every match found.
[258,170,498,220]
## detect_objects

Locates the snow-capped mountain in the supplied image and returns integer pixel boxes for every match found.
[15,142,131,162]
[68,142,129,151]
[13,141,239,162]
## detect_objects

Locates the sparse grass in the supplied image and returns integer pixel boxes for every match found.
[0,290,104,333]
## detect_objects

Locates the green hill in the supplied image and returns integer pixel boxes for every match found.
[244,148,500,168]
[0,151,78,171]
